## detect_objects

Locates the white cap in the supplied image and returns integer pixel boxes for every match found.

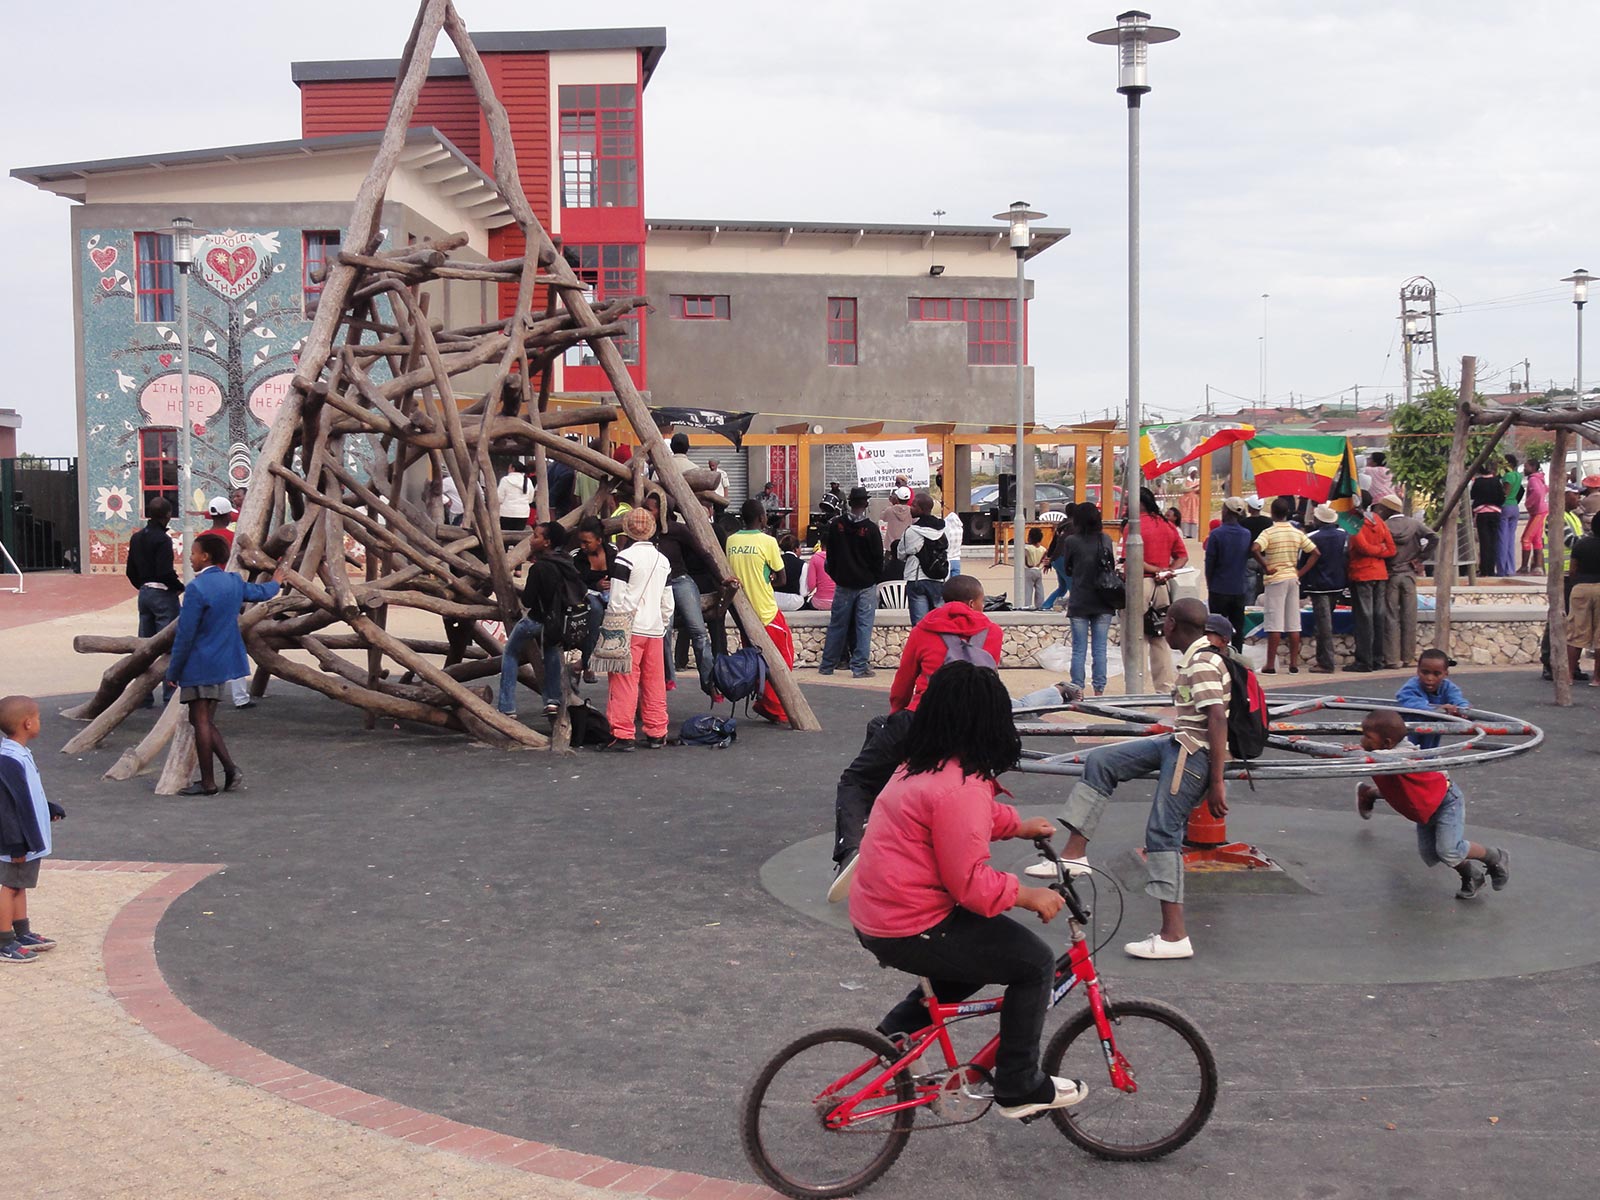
[207,496,236,516]
[892,486,912,501]
[1246,495,1264,510]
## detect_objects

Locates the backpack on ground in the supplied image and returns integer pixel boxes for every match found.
[567,701,613,747]
[939,631,998,670]
[711,646,769,712]
[678,713,737,748]
[546,556,591,651]
[1201,646,1269,761]
[913,530,950,581]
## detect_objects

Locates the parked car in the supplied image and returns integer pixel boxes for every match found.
[961,483,1123,542]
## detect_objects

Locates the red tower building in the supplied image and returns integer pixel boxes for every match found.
[293,29,665,394]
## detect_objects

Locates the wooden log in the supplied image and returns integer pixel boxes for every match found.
[104,690,184,781]
[296,633,447,707]
[1432,407,1515,533]
[247,634,459,730]
[63,622,176,722]
[348,613,547,748]
[234,0,451,553]
[60,663,167,754]
[73,635,141,655]
[1549,428,1572,706]
[153,719,198,796]
[1433,359,1475,653]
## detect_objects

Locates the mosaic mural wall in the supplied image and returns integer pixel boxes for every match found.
[78,226,339,573]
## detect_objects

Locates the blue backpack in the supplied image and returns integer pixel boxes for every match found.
[711,647,769,711]
[679,714,737,748]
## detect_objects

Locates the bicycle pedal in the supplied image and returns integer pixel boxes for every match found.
[1017,1112,1043,1125]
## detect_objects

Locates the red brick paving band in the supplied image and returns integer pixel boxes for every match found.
[56,860,778,1200]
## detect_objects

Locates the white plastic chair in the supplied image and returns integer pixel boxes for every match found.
[876,580,907,610]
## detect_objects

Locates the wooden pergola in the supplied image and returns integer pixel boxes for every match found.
[1429,355,1595,706]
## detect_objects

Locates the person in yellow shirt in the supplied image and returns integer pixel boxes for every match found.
[725,499,794,723]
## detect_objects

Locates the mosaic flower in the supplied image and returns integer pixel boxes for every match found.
[94,485,133,522]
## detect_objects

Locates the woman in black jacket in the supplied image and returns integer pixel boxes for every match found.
[1469,464,1507,577]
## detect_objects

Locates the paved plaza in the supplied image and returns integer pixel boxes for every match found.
[6,585,1600,1199]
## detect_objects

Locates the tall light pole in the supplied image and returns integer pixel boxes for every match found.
[1089,9,1178,696]
[168,216,201,579]
[992,201,1045,608]
[1564,269,1592,396]
[1565,269,1593,480]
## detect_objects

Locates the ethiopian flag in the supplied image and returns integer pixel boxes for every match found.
[1246,434,1358,503]
[1140,421,1256,479]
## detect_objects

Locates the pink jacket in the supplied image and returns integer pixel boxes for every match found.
[849,760,1021,938]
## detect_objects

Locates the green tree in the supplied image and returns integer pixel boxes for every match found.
[1388,386,1496,521]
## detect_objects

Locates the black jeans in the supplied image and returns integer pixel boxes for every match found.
[857,908,1055,1102]
[833,709,914,864]
[1350,580,1384,669]
[1475,512,1500,576]
[1209,592,1245,652]
[1306,590,1339,669]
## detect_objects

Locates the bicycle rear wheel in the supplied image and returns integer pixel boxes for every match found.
[740,1027,916,1200]
[1043,998,1217,1161]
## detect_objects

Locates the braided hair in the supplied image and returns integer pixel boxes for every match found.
[902,661,1021,781]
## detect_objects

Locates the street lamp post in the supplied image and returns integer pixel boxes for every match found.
[992,201,1046,610]
[1089,9,1179,696]
[1564,269,1592,397]
[169,216,200,580]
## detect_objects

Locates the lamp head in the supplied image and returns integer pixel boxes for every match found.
[1088,10,1180,96]
[991,201,1048,253]
[1564,269,1593,307]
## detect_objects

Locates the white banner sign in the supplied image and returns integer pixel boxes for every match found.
[853,439,931,492]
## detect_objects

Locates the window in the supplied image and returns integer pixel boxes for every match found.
[827,297,857,366]
[303,231,341,317]
[669,294,730,320]
[908,297,1017,365]
[134,232,175,323]
[559,83,640,209]
[563,244,642,365]
[138,427,179,514]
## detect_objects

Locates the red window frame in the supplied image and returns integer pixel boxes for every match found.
[138,427,179,515]
[908,297,1016,365]
[559,83,640,209]
[564,243,642,364]
[134,232,175,323]
[827,297,858,366]
[669,294,730,320]
[303,230,341,317]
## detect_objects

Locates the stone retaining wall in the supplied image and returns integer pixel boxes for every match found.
[758,606,1550,669]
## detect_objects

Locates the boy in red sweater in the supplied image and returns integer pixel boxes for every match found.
[1356,709,1508,898]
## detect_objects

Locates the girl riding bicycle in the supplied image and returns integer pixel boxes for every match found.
[849,661,1090,1120]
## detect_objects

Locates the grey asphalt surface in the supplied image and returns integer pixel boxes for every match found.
[38,671,1600,1200]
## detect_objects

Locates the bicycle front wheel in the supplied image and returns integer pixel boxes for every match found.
[1043,998,1217,1161]
[740,1027,916,1200]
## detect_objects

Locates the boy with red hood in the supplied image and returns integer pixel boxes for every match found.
[889,575,1003,712]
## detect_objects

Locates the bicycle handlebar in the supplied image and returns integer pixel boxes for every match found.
[1032,837,1091,924]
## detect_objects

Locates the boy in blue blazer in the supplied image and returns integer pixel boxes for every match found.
[165,533,283,795]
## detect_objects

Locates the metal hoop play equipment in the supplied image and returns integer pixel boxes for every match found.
[1010,693,1543,871]
[1012,693,1543,779]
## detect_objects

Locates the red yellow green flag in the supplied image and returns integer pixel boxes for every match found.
[1246,433,1356,502]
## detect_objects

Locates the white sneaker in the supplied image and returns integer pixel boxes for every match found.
[1024,855,1091,880]
[1123,933,1194,960]
[996,1076,1089,1120]
[826,853,858,904]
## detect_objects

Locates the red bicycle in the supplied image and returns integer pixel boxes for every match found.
[740,841,1218,1199]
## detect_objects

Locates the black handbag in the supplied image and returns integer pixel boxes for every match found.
[1093,536,1126,611]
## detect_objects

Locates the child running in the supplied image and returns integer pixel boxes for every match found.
[1355,709,1509,899]
[0,695,65,962]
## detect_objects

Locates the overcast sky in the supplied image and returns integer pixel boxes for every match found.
[4,0,1596,457]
